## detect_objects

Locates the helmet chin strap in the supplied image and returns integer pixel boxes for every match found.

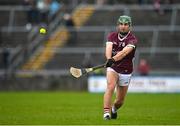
[118,31,130,41]
[119,31,129,37]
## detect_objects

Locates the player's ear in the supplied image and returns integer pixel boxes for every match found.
[129,26,132,31]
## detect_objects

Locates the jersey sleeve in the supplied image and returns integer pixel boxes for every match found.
[106,32,115,45]
[127,36,138,48]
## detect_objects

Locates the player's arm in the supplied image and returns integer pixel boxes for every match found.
[105,42,117,67]
[105,42,113,59]
[112,44,135,61]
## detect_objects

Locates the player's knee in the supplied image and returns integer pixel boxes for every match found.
[107,83,115,92]
[107,83,115,89]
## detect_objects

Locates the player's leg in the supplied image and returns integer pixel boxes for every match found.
[111,74,131,119]
[103,69,118,120]
[111,85,129,119]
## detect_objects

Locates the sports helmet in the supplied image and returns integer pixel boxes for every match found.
[117,15,132,26]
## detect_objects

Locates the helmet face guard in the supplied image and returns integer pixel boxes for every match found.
[117,15,132,27]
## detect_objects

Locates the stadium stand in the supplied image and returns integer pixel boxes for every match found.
[13,11,27,26]
[85,5,177,26]
[0,11,9,27]
[130,9,172,26]
[0,6,28,47]
[68,30,105,47]
[139,52,179,71]
[22,5,94,70]
[0,31,28,47]
[134,31,153,47]
[157,31,180,47]
[177,10,180,25]
[85,10,124,26]
[22,28,69,70]
[44,5,180,74]
[0,0,22,5]
[45,48,105,69]
[46,53,85,69]
[0,1,180,90]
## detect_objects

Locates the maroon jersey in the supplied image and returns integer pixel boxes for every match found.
[107,31,138,74]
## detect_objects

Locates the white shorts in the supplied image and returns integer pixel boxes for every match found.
[107,67,132,86]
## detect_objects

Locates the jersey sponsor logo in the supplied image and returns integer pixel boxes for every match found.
[113,41,118,45]
[122,42,125,47]
[118,41,126,48]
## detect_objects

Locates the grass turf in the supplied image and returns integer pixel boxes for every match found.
[0,92,180,125]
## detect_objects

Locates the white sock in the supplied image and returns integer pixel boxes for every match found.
[112,105,117,113]
[103,112,110,118]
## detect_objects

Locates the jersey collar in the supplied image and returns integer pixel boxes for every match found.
[118,31,130,41]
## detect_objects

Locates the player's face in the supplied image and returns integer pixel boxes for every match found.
[117,23,130,33]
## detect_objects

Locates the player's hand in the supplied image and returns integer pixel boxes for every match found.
[105,58,115,68]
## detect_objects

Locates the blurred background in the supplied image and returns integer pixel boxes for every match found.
[0,0,180,92]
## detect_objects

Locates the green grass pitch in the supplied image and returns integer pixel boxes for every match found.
[0,92,180,125]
